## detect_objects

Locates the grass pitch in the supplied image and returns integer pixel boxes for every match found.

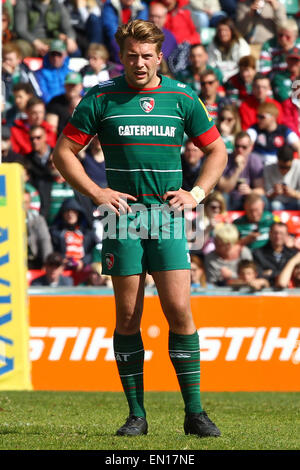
[0,391,299,450]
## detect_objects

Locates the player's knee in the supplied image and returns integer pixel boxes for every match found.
[116,307,143,334]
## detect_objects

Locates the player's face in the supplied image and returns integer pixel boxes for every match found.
[120,38,163,89]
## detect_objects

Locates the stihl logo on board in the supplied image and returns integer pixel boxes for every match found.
[29,327,300,363]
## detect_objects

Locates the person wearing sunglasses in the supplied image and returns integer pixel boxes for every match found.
[264,144,300,210]
[259,19,300,76]
[217,131,264,210]
[199,70,226,123]
[216,104,241,153]
[247,101,300,166]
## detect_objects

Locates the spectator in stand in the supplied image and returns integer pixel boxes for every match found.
[264,145,300,210]
[175,44,223,94]
[2,43,42,114]
[218,131,264,210]
[30,252,74,287]
[80,136,108,189]
[259,19,300,76]
[233,193,275,250]
[34,40,72,105]
[102,0,149,63]
[161,0,200,46]
[276,251,300,289]
[272,49,300,103]
[4,83,35,128]
[50,197,96,275]
[79,263,108,286]
[188,0,227,30]
[228,259,270,290]
[10,97,57,156]
[216,104,241,153]
[281,76,300,137]
[149,2,178,62]
[26,126,74,221]
[24,190,53,269]
[79,43,123,94]
[22,161,42,213]
[64,0,103,56]
[46,160,75,225]
[207,18,250,82]
[14,0,79,58]
[199,70,226,123]
[247,102,300,166]
[225,55,257,106]
[204,223,253,286]
[235,0,287,47]
[181,139,205,191]
[190,255,207,288]
[1,126,25,165]
[25,125,54,214]
[46,71,84,136]
[239,73,283,131]
[2,5,15,45]
[201,190,228,255]
[253,222,298,286]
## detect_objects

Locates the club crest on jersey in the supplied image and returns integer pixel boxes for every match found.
[140,97,155,113]
[105,253,114,270]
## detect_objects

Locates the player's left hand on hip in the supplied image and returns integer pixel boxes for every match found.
[163,189,197,211]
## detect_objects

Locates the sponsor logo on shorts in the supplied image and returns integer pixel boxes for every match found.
[139,97,155,113]
[105,253,114,270]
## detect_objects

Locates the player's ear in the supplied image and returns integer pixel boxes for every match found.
[157,51,163,65]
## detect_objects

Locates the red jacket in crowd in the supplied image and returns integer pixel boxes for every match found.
[281,98,300,137]
[239,96,283,131]
[164,0,201,45]
[10,119,57,155]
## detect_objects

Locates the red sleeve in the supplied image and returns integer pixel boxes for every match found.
[63,122,95,146]
[192,125,220,148]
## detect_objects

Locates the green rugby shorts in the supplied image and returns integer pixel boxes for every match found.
[101,206,191,276]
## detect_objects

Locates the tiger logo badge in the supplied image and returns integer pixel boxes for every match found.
[140,97,155,113]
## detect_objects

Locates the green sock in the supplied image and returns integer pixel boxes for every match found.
[113,330,146,418]
[169,330,203,414]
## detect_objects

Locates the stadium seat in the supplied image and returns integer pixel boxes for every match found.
[23,57,43,71]
[279,0,299,15]
[200,27,216,46]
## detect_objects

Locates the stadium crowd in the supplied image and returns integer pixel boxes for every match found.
[2,0,300,290]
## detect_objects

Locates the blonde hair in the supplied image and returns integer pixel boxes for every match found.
[115,19,165,55]
[204,191,227,215]
[277,19,298,34]
[214,223,239,244]
[87,43,109,61]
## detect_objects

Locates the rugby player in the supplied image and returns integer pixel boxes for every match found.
[53,19,227,438]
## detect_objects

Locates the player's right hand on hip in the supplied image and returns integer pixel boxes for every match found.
[94,188,137,216]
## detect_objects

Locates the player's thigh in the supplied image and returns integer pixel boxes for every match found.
[151,269,195,334]
[102,232,146,276]
[112,273,146,334]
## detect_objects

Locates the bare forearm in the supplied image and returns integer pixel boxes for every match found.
[194,137,228,195]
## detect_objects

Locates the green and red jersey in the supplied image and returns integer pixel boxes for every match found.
[63,74,219,206]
